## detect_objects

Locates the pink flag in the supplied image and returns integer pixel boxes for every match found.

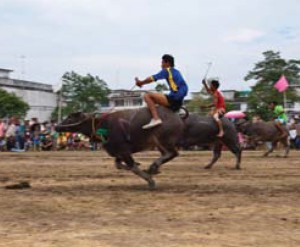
[274,75,289,92]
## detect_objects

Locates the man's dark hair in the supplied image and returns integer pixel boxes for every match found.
[162,54,175,67]
[211,80,220,89]
[271,101,278,105]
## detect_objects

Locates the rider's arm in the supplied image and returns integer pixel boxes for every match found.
[135,69,168,88]
[202,79,212,94]
[135,77,154,87]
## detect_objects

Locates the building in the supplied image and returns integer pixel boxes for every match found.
[285,82,300,115]
[221,90,250,111]
[0,68,57,121]
[101,89,150,112]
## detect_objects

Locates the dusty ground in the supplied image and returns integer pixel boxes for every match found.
[0,150,299,247]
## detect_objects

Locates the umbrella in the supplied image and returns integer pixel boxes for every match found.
[224,110,246,119]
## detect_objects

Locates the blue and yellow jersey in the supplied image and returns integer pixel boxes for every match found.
[151,67,188,101]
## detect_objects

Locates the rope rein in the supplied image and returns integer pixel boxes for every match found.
[91,113,109,143]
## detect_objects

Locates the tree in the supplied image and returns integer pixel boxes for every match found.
[245,50,300,120]
[225,101,238,112]
[52,71,110,120]
[186,92,211,114]
[0,88,29,118]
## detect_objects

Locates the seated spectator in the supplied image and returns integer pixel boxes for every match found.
[41,134,53,151]
[57,133,67,150]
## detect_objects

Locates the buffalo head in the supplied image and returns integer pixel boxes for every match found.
[235,119,248,133]
[55,112,89,132]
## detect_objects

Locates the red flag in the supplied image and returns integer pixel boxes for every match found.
[274,75,289,92]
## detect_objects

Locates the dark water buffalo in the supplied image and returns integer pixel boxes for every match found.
[56,107,242,188]
[180,114,241,169]
[236,120,290,157]
[56,107,184,189]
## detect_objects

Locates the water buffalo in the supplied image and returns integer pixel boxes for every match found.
[56,107,184,189]
[56,107,242,189]
[180,114,241,169]
[236,119,290,157]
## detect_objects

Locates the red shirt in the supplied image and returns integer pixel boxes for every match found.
[214,90,226,110]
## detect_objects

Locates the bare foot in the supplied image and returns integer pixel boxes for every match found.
[217,131,224,137]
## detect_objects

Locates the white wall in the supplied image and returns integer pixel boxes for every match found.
[0,71,10,78]
[240,102,248,112]
[222,91,236,101]
[294,102,300,111]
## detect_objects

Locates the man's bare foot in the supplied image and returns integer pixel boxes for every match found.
[217,131,224,137]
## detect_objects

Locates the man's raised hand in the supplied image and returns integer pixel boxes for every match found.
[135,77,143,87]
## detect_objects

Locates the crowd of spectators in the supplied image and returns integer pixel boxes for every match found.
[288,115,300,149]
[0,117,97,152]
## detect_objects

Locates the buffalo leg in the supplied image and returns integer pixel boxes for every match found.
[115,157,141,170]
[121,154,156,189]
[115,157,130,170]
[227,143,242,170]
[204,142,222,169]
[263,142,275,157]
[146,136,179,175]
[280,137,290,158]
[146,148,178,175]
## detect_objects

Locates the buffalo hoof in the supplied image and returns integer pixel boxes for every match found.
[204,165,212,169]
[115,163,131,170]
[148,179,156,190]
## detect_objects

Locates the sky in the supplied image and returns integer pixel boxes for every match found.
[0,0,299,92]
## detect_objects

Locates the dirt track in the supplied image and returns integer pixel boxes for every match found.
[0,150,299,247]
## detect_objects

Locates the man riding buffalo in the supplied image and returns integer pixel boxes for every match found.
[269,101,288,138]
[135,54,188,129]
[201,79,226,137]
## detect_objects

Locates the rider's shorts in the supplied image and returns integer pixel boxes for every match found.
[212,108,225,120]
[165,94,183,111]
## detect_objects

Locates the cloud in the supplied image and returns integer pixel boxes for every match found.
[0,0,299,92]
[224,28,265,43]
[277,26,298,40]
